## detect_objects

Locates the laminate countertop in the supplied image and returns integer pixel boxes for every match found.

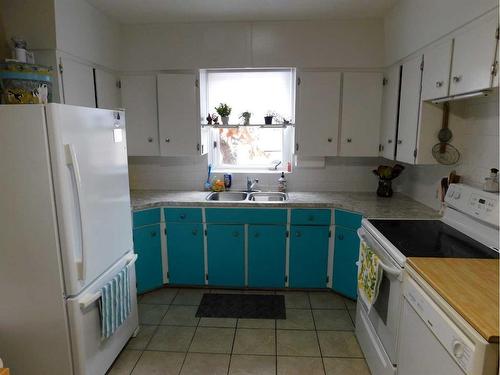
[408,258,499,343]
[130,190,440,219]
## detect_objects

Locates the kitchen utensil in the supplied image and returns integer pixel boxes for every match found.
[432,143,460,165]
[204,164,212,190]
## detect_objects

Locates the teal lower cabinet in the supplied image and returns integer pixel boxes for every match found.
[289,225,329,288]
[248,225,287,288]
[133,224,163,294]
[206,224,245,287]
[332,226,360,299]
[166,223,204,286]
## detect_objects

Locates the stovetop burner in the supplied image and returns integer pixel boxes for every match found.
[368,219,499,259]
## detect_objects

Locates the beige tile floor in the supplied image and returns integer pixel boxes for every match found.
[107,288,369,375]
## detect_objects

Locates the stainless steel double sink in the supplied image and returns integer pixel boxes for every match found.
[206,191,288,202]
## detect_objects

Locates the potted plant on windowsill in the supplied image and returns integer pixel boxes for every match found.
[215,103,232,125]
[240,111,251,125]
[264,111,277,125]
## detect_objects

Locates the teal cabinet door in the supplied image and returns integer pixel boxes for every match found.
[133,224,163,294]
[166,223,205,286]
[333,226,360,299]
[248,225,286,288]
[207,224,244,287]
[289,225,329,288]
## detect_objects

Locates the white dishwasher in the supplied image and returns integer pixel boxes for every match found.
[398,272,498,375]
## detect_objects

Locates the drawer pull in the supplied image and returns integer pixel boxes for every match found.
[295,231,302,237]
[179,214,187,220]
[150,231,157,237]
[192,229,198,236]
[233,231,240,238]
[308,215,315,221]
[338,234,344,240]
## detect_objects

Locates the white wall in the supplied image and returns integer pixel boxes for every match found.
[129,156,384,192]
[119,19,384,71]
[384,0,498,65]
[396,94,499,209]
[54,0,121,69]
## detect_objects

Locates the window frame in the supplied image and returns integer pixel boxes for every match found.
[200,68,296,172]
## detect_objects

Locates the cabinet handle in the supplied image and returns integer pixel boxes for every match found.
[388,139,393,144]
[397,140,402,144]
[435,81,444,88]
[179,214,186,220]
[232,231,240,237]
[150,231,157,237]
[295,231,302,237]
[338,234,344,240]
[347,138,352,143]
[327,137,333,143]
[192,229,198,236]
[165,138,170,143]
[254,232,260,238]
[452,75,462,83]
[308,215,315,221]
[147,137,153,143]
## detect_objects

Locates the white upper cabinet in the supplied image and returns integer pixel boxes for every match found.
[396,55,423,165]
[450,12,499,96]
[121,75,160,156]
[421,40,453,101]
[379,65,401,160]
[295,71,341,156]
[60,57,96,108]
[339,72,383,157]
[95,68,121,109]
[157,73,201,157]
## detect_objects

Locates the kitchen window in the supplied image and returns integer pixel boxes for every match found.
[200,68,296,172]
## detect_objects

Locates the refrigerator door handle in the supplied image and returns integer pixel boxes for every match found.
[65,143,86,281]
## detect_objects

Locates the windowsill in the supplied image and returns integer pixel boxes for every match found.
[212,169,291,174]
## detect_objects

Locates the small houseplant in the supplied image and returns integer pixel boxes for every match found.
[215,103,232,125]
[264,111,277,125]
[240,111,251,125]
[372,164,405,197]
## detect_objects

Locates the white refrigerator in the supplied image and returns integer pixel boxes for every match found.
[0,104,139,375]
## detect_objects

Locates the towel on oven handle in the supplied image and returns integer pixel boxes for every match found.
[99,265,131,340]
[357,239,383,311]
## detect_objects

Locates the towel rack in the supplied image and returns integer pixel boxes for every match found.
[79,253,138,310]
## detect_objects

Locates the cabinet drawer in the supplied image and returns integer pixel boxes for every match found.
[334,209,362,229]
[164,208,202,223]
[291,209,331,225]
[205,208,287,224]
[133,208,161,228]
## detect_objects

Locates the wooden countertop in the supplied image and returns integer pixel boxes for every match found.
[408,258,499,343]
[0,369,10,375]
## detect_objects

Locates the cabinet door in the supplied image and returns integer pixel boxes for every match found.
[94,68,121,109]
[332,226,359,300]
[133,225,163,294]
[379,65,401,160]
[121,75,160,156]
[295,71,341,156]
[340,72,383,157]
[166,223,205,286]
[60,57,96,108]
[421,40,453,101]
[248,225,286,288]
[207,224,244,287]
[450,13,498,95]
[396,55,423,165]
[157,73,200,156]
[289,225,329,288]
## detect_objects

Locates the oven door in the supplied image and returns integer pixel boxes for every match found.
[357,226,403,365]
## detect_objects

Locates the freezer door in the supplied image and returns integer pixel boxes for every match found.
[66,252,139,375]
[46,103,134,296]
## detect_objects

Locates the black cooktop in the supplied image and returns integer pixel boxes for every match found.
[368,219,499,259]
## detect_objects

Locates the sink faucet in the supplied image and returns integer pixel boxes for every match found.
[246,177,259,192]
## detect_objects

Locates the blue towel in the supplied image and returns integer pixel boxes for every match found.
[99,266,131,340]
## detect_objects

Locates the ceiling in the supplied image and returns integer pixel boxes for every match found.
[86,0,398,24]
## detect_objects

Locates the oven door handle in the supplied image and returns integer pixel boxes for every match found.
[357,228,403,280]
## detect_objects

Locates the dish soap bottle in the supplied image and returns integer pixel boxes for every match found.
[483,168,499,192]
[278,172,287,193]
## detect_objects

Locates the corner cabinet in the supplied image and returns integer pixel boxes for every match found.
[339,72,383,157]
[121,75,160,156]
[157,73,203,157]
[295,71,341,156]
